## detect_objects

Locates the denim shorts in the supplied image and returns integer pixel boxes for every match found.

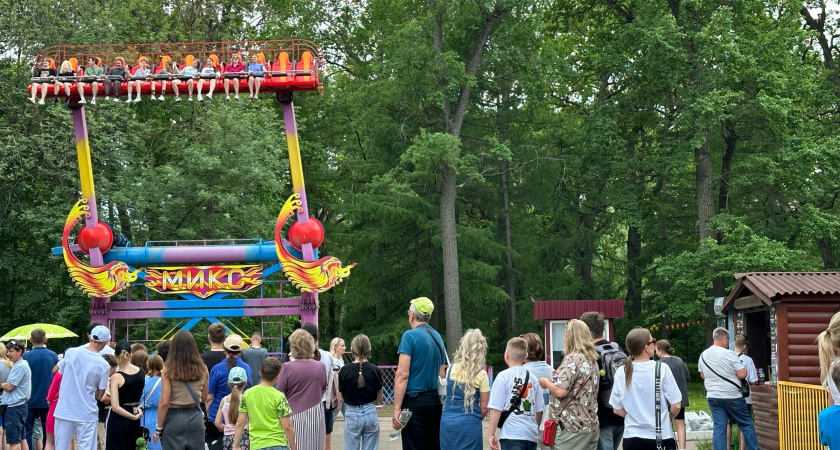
[5,405,28,444]
[254,446,288,450]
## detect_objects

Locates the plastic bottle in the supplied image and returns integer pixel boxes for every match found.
[758,368,764,385]
[389,409,412,441]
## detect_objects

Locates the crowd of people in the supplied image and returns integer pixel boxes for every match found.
[0,297,792,450]
[27,53,285,105]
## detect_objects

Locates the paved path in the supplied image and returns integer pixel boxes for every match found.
[328,416,704,450]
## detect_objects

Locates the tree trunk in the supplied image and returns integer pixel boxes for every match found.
[695,133,715,243]
[817,237,836,269]
[429,234,441,331]
[499,90,516,338]
[626,225,642,318]
[719,120,737,216]
[439,165,461,350]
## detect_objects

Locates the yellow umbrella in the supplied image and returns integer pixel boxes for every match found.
[1,324,78,341]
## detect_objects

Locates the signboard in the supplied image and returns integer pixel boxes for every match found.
[144,265,263,298]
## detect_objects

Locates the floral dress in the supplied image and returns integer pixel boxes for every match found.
[548,352,599,434]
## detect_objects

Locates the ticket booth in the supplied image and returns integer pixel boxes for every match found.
[533,300,624,368]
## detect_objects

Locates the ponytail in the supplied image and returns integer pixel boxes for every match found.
[357,362,366,389]
[624,355,635,388]
[227,353,237,371]
[819,331,835,385]
[227,383,243,425]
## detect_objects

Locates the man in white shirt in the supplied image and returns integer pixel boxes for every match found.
[53,325,111,450]
[699,328,758,450]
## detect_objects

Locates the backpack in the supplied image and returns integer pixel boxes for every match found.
[595,341,628,409]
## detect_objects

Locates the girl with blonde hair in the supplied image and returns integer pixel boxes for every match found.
[107,341,145,450]
[537,319,599,449]
[337,334,383,450]
[819,311,840,404]
[439,328,489,450]
[609,328,682,450]
[54,60,76,99]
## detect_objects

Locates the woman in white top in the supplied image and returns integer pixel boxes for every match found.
[609,328,682,450]
[128,58,152,102]
[196,57,220,101]
[818,311,840,404]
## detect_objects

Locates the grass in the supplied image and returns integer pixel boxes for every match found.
[687,382,711,415]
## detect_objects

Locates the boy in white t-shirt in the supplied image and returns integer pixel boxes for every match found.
[488,337,544,450]
[729,334,759,450]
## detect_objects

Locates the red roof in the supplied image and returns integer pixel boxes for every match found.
[722,272,840,310]
[533,300,624,320]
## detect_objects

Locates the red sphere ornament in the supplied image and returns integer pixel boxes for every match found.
[288,218,325,251]
[77,222,114,255]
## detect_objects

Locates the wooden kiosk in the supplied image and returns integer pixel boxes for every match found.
[533,299,624,368]
[721,272,840,450]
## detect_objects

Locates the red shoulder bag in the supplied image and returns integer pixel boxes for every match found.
[542,374,592,447]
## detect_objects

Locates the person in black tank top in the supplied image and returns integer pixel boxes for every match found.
[106,341,145,450]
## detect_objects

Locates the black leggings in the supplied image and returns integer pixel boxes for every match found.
[105,411,142,450]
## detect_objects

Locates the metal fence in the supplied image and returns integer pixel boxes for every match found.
[778,381,831,450]
[373,365,495,416]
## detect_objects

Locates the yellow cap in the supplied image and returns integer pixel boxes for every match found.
[410,297,434,316]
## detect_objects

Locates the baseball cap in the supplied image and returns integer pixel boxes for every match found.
[224,334,244,352]
[114,341,131,355]
[410,297,434,316]
[228,366,247,385]
[90,325,111,343]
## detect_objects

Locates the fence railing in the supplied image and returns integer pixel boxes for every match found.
[778,381,831,450]
[373,365,495,416]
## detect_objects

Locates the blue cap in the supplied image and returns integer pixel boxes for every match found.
[228,366,247,385]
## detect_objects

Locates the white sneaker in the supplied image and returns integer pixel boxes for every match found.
[29,98,36,104]
[197,94,203,101]
[91,98,97,105]
[234,94,239,100]
[38,99,45,105]
[113,97,120,102]
[175,96,182,102]
[133,96,141,103]
[78,98,87,104]
[159,95,166,101]
[105,96,110,100]
[207,93,212,99]
[188,96,193,101]
[226,95,230,100]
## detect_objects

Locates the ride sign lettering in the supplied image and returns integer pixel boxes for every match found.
[144,265,263,298]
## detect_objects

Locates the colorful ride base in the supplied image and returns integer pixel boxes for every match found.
[43,40,355,344]
[29,40,321,100]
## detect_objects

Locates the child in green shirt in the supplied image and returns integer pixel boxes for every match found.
[234,357,296,450]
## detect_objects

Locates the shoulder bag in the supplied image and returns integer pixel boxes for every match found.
[182,381,221,445]
[139,377,162,442]
[498,369,529,430]
[655,361,663,450]
[419,325,451,396]
[700,355,750,397]
[542,371,593,446]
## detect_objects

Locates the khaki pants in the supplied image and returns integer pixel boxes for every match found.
[553,427,599,450]
[96,423,105,450]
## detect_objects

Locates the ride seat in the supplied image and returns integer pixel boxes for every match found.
[271,52,291,81]
[297,51,314,81]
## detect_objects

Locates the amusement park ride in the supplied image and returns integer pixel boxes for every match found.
[39,40,355,346]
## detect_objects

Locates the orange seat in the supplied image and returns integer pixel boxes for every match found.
[257,52,265,64]
[272,52,290,82]
[184,55,194,67]
[69,58,78,71]
[299,51,313,82]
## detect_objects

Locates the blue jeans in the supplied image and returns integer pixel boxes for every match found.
[499,439,537,450]
[26,407,49,450]
[344,403,379,450]
[597,424,624,450]
[708,397,759,450]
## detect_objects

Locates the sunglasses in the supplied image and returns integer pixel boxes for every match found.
[648,338,657,345]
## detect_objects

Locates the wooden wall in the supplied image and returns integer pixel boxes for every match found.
[753,386,779,450]
[783,301,838,384]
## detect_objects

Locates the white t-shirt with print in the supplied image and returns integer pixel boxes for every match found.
[699,345,745,399]
[489,365,544,443]
[54,346,110,423]
[737,353,758,404]
[609,360,681,440]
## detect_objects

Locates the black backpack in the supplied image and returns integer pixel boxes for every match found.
[595,341,628,409]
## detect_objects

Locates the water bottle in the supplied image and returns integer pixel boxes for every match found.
[758,368,764,385]
[389,409,412,441]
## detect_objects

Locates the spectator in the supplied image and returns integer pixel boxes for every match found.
[538,319,599,449]
[488,337,544,450]
[300,323,338,450]
[234,358,295,450]
[23,328,58,450]
[207,335,253,426]
[610,328,681,450]
[155,341,170,363]
[2,340,32,450]
[131,350,148,376]
[654,340,691,450]
[275,329,327,450]
[819,362,840,448]
[104,58,128,102]
[521,332,554,450]
[819,311,840,405]
[202,323,228,372]
[44,372,62,450]
[107,342,144,450]
[337,334,382,450]
[580,311,627,450]
[728,335,758,450]
[329,337,346,420]
[30,59,56,104]
[153,330,209,450]
[699,327,758,450]
[96,355,118,450]
[214,367,249,450]
[77,57,103,105]
[140,355,164,450]
[130,344,146,354]
[53,326,111,450]
[241,333,268,380]
[440,329,489,450]
[391,297,447,450]
[0,345,12,449]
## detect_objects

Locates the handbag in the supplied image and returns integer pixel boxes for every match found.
[182,381,221,445]
[700,355,750,397]
[655,361,663,450]
[498,370,529,430]
[542,373,592,446]
[419,325,451,396]
[139,378,161,442]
